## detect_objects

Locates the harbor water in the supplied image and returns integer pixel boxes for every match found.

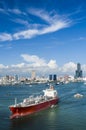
[0,82,86,130]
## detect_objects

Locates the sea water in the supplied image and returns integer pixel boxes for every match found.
[0,82,86,130]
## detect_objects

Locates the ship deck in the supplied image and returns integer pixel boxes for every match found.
[10,96,57,108]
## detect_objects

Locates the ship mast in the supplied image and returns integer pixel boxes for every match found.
[15,98,17,106]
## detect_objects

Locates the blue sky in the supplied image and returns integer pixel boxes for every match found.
[0,0,86,76]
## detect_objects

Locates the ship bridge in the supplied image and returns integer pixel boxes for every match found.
[43,86,57,98]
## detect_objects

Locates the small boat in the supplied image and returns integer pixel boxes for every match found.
[74,93,83,98]
[9,86,59,119]
[84,82,86,85]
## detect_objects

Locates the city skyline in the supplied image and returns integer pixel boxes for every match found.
[0,0,86,76]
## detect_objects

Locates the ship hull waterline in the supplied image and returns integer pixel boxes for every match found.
[9,98,59,119]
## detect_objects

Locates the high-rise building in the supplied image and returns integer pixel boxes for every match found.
[5,75,9,80]
[15,75,18,81]
[49,74,53,81]
[53,74,57,81]
[31,70,36,80]
[49,74,57,81]
[75,63,83,78]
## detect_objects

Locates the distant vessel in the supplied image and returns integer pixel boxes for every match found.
[9,86,59,119]
[74,93,83,98]
[84,82,86,85]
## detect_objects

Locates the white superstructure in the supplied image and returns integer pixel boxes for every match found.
[43,86,57,98]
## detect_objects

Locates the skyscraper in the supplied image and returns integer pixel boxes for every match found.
[31,70,36,80]
[75,63,83,78]
[53,74,57,81]
[49,74,57,81]
[49,74,53,81]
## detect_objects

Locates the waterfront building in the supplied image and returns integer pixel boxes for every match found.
[5,75,9,81]
[31,70,36,80]
[49,74,57,81]
[53,74,57,81]
[49,74,53,81]
[75,63,83,78]
[15,75,18,81]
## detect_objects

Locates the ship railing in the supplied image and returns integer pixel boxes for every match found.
[22,99,36,106]
[23,96,36,105]
[14,103,22,107]
[44,96,53,101]
[34,95,45,104]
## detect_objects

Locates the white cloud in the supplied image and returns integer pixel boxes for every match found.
[0,33,12,41]
[13,29,39,39]
[0,54,77,75]
[0,8,72,41]
[82,64,86,72]
[28,9,53,24]
[40,21,68,35]
[61,62,76,73]
[0,57,84,76]
[0,64,9,74]
[11,63,25,68]
[12,9,22,14]
[0,8,6,13]
[11,18,29,26]
[28,9,71,33]
[0,8,9,15]
[48,60,58,69]
[78,37,86,41]
[12,9,71,40]
[0,8,26,15]
[0,64,8,69]
[8,8,25,15]
[20,54,76,74]
[21,54,47,67]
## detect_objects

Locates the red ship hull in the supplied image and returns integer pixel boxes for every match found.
[9,98,59,119]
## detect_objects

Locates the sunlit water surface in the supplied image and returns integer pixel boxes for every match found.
[0,82,86,130]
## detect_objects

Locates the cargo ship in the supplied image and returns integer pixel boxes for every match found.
[9,86,59,119]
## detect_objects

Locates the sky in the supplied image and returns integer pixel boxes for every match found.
[0,0,86,77]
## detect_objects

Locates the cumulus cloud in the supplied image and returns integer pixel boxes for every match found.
[0,54,79,76]
[11,63,25,68]
[18,55,77,75]
[0,64,8,69]
[21,54,47,67]
[61,62,76,73]
[21,54,59,70]
[82,64,86,72]
[48,60,58,69]
[0,61,76,75]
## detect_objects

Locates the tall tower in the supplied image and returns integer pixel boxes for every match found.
[53,74,57,81]
[75,63,83,78]
[49,74,57,81]
[49,74,52,81]
[31,70,36,80]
